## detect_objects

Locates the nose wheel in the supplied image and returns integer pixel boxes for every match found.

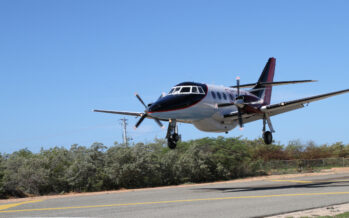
[168,133,179,149]
[262,114,275,145]
[166,120,180,149]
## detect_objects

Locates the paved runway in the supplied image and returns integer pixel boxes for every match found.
[1,172,349,217]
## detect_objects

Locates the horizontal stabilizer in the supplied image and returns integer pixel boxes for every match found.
[230,80,317,88]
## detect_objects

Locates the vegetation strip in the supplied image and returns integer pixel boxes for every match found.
[1,192,349,213]
[0,137,348,199]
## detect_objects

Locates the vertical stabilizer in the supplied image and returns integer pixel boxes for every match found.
[251,57,276,105]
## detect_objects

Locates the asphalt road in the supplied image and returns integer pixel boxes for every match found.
[1,172,349,217]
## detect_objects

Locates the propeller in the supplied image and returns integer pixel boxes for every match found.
[236,76,240,96]
[135,93,147,109]
[237,108,243,129]
[219,77,265,128]
[213,77,246,128]
[135,113,147,128]
[235,76,244,129]
[134,93,163,129]
[217,77,244,128]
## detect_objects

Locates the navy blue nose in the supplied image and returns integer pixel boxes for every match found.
[148,102,162,112]
[148,94,205,113]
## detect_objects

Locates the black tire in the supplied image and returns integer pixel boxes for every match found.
[168,139,177,149]
[263,131,273,144]
[172,133,180,142]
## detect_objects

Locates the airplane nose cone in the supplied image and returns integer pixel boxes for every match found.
[148,102,162,112]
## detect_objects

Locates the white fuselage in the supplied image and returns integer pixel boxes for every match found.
[150,84,251,132]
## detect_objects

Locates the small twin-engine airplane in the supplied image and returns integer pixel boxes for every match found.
[94,58,349,149]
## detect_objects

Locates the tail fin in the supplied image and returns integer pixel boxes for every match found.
[250,57,276,105]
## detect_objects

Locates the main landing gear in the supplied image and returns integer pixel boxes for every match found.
[166,119,180,149]
[262,114,275,144]
[263,131,273,145]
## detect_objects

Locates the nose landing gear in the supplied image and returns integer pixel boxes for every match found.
[166,119,180,149]
[262,114,275,144]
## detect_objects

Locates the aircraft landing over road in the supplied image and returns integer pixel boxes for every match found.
[94,58,349,149]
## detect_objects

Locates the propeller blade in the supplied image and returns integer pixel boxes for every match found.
[135,93,148,109]
[237,108,244,128]
[135,114,147,128]
[153,118,163,128]
[236,76,240,97]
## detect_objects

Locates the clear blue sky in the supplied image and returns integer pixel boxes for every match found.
[1,0,349,153]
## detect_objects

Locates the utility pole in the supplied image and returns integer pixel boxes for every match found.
[120,118,128,146]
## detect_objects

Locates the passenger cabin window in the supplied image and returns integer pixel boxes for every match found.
[229,94,234,101]
[211,91,216,99]
[223,93,227,100]
[216,92,221,99]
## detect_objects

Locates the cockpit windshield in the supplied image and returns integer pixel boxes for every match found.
[168,86,205,95]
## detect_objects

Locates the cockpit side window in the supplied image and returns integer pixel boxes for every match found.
[198,87,204,94]
[169,88,175,94]
[192,87,198,93]
[180,87,191,93]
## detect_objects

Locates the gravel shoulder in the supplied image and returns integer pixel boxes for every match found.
[268,203,349,218]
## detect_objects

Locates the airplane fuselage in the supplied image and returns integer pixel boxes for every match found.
[148,82,262,132]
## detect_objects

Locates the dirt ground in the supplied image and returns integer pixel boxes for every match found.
[268,203,349,218]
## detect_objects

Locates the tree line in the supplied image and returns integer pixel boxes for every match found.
[0,137,348,199]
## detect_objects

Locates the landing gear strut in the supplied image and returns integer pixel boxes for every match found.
[262,114,275,144]
[166,119,180,149]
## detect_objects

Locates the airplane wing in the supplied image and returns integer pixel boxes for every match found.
[260,89,349,116]
[93,109,177,123]
[93,110,143,117]
[224,89,349,124]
